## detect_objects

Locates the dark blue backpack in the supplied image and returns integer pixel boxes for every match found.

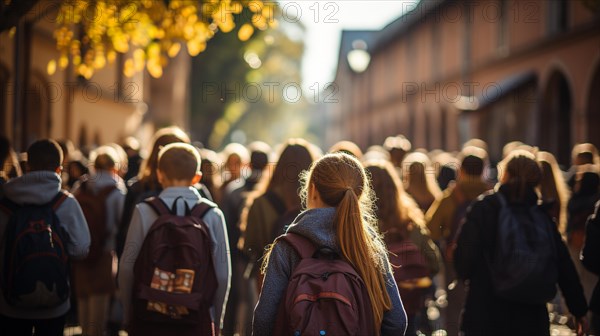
[486,192,558,304]
[0,191,71,308]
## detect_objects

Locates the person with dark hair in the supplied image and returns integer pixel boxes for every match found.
[253,153,406,335]
[454,150,588,335]
[581,201,600,335]
[365,160,441,336]
[0,139,90,335]
[217,141,271,336]
[71,146,127,336]
[0,135,22,197]
[425,146,491,335]
[239,139,316,334]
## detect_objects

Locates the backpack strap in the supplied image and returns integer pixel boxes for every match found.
[190,202,215,219]
[144,197,172,216]
[51,191,70,211]
[97,185,118,198]
[80,177,117,198]
[264,190,286,216]
[279,233,317,259]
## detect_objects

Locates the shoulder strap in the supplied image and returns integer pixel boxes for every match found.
[98,185,118,198]
[190,201,215,219]
[264,190,286,215]
[51,191,70,211]
[144,197,172,216]
[279,233,317,259]
[496,191,508,208]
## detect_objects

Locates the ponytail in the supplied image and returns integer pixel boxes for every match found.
[335,189,391,334]
[307,153,392,335]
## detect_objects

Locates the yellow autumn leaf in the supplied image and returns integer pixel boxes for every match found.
[147,60,163,78]
[238,23,254,42]
[59,55,69,69]
[47,60,57,75]
[123,59,135,78]
[168,43,181,57]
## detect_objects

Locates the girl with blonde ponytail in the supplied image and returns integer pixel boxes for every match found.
[253,153,407,336]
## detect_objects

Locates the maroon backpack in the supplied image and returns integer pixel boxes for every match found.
[387,239,430,315]
[74,178,116,262]
[131,197,218,335]
[273,233,376,336]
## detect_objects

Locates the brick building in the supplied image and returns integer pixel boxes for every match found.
[329,0,600,164]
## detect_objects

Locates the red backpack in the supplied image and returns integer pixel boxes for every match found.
[273,233,376,336]
[74,178,116,261]
[387,239,431,316]
[73,179,118,296]
[131,197,218,335]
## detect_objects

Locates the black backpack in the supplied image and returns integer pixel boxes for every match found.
[0,191,71,308]
[486,192,558,304]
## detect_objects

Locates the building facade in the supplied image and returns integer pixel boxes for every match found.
[329,0,600,164]
[0,2,191,152]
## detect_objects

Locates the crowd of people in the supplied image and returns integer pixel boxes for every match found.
[0,128,599,336]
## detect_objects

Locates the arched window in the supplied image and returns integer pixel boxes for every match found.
[540,70,572,165]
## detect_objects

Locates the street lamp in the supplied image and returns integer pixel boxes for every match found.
[347,40,370,73]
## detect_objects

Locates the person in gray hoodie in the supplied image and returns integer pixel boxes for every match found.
[118,143,231,335]
[253,153,407,336]
[71,146,127,336]
[0,139,90,335]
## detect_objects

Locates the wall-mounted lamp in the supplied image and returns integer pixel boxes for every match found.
[347,40,370,73]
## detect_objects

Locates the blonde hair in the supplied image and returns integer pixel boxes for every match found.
[402,152,442,211]
[302,153,391,334]
[537,151,570,234]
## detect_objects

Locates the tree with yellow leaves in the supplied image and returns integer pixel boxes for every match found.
[47,0,277,79]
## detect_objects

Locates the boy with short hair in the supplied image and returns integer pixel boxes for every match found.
[0,139,91,334]
[118,143,231,335]
[72,146,127,336]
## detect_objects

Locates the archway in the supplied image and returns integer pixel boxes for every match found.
[540,70,572,166]
[587,64,600,150]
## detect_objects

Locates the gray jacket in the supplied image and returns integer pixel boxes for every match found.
[252,207,407,336]
[0,171,90,319]
[118,186,231,330]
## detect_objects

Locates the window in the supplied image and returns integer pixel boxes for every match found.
[547,0,569,35]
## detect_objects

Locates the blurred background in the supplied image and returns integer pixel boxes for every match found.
[0,0,599,166]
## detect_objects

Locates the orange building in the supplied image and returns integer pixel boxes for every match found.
[330,0,600,164]
[0,2,190,152]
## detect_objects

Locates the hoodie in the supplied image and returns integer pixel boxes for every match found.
[0,171,90,319]
[252,207,407,336]
[71,171,127,252]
